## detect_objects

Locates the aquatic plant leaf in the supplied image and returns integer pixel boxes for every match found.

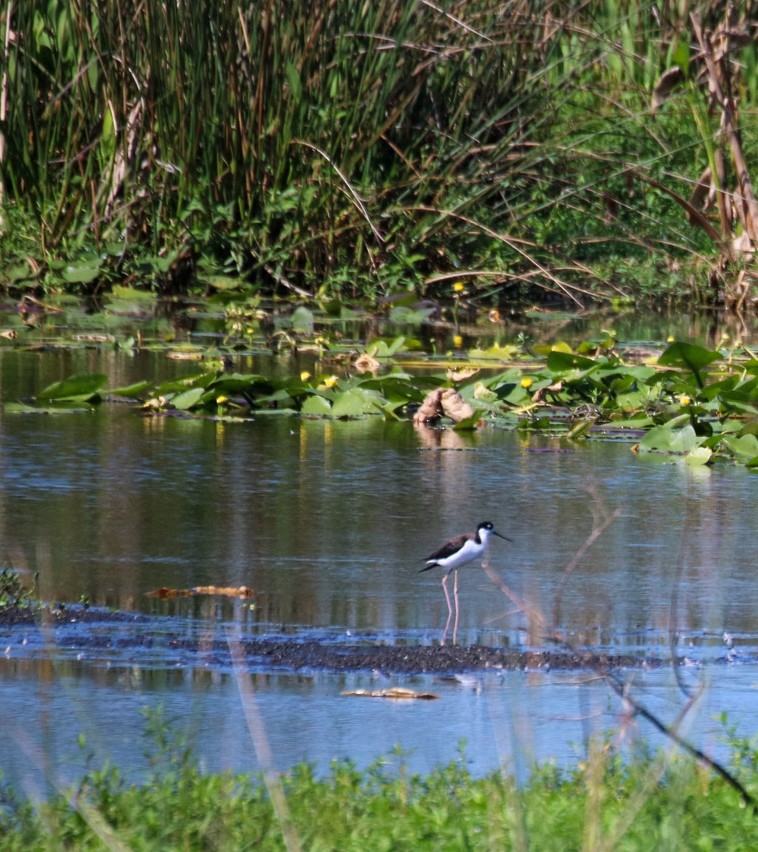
[388,306,435,325]
[61,261,102,283]
[301,394,332,416]
[658,343,721,387]
[546,351,598,371]
[721,434,758,460]
[604,416,653,430]
[535,341,575,358]
[468,343,520,361]
[208,374,273,396]
[331,387,383,418]
[38,373,107,401]
[154,373,218,395]
[358,376,424,405]
[4,401,93,414]
[254,389,296,406]
[367,336,407,357]
[685,447,712,466]
[639,423,699,454]
[453,411,484,431]
[107,380,151,397]
[170,387,206,410]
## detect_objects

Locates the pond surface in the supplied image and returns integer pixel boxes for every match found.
[0,340,756,800]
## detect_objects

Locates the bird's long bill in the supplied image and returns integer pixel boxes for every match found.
[493,530,513,543]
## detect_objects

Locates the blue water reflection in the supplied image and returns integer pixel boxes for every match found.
[0,347,756,794]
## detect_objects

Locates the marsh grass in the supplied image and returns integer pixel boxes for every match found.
[2,2,755,304]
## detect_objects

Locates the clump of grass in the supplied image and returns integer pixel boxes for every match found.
[2,734,757,850]
[0,568,38,612]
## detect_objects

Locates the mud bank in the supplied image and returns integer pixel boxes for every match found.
[0,604,675,675]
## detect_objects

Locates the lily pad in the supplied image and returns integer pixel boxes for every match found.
[331,387,383,418]
[38,373,108,402]
[170,387,207,410]
[301,394,333,416]
[685,446,712,466]
[658,342,721,388]
[721,434,758,460]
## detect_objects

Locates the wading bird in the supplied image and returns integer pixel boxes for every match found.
[421,521,511,643]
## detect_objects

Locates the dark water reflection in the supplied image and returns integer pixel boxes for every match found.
[1,399,754,645]
[0,346,757,793]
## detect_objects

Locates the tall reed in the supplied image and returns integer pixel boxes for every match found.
[1,1,754,301]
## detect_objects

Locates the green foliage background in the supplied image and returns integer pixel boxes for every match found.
[1,1,756,303]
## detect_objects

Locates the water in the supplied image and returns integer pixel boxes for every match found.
[0,345,756,798]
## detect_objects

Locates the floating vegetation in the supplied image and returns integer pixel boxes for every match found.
[146,586,255,599]
[5,337,758,467]
[341,688,439,700]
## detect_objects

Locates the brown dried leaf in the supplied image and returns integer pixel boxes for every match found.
[689,166,714,217]
[446,367,478,383]
[651,67,685,113]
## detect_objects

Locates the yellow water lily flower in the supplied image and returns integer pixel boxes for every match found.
[520,376,533,389]
[216,395,229,404]
[300,371,311,382]
[679,394,692,406]
[667,335,675,343]
[322,375,339,388]
[453,281,465,293]
[453,334,464,348]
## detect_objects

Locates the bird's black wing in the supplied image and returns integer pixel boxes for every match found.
[425,534,468,562]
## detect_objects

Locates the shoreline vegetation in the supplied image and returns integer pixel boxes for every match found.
[1,2,757,312]
[2,739,758,849]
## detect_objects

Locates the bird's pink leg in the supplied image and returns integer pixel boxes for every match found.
[441,573,453,616]
[441,574,453,645]
[452,569,460,645]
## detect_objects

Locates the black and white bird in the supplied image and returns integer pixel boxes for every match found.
[420,521,510,637]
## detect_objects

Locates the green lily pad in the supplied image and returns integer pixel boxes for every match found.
[301,394,333,416]
[658,342,721,388]
[38,373,108,402]
[639,423,700,454]
[4,401,94,414]
[331,387,382,418]
[721,434,758,460]
[685,446,712,466]
[170,387,207,410]
[546,351,599,371]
